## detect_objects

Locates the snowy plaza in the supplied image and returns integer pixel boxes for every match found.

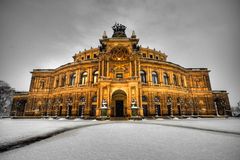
[0,118,240,160]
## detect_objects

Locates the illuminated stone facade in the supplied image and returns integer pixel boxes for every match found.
[11,24,231,119]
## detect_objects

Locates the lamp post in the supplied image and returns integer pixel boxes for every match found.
[46,99,51,118]
[15,101,21,117]
[221,99,226,117]
[80,97,86,119]
[66,98,71,119]
[214,101,220,117]
[154,97,160,118]
[167,97,173,118]
[189,99,194,117]
[180,98,184,117]
[196,101,199,117]
[55,99,60,119]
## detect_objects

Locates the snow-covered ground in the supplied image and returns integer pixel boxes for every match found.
[1,122,240,160]
[142,118,240,134]
[1,118,240,147]
[0,118,100,146]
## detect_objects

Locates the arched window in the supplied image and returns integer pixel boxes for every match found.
[70,73,76,86]
[93,71,98,84]
[61,75,66,87]
[177,97,180,104]
[142,96,148,102]
[55,78,59,88]
[80,96,86,103]
[154,96,160,102]
[92,96,97,102]
[181,76,184,87]
[140,70,147,83]
[173,74,178,86]
[81,72,88,85]
[163,73,169,85]
[152,71,158,84]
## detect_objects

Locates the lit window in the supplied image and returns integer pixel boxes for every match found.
[163,73,169,85]
[142,96,148,102]
[152,71,158,84]
[61,75,66,86]
[92,96,97,102]
[140,70,147,83]
[81,72,88,85]
[55,78,59,88]
[93,71,98,84]
[70,73,76,86]
[116,73,123,78]
[173,74,178,86]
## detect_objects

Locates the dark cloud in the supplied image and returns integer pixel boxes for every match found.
[0,0,239,105]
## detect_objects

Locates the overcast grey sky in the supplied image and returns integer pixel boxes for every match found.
[0,0,239,106]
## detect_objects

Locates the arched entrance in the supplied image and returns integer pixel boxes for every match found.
[111,90,127,117]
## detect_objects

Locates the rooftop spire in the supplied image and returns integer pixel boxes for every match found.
[131,30,136,38]
[102,31,107,39]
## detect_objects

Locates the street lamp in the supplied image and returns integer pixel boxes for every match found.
[55,99,60,118]
[180,98,184,116]
[46,99,51,118]
[220,99,226,117]
[214,101,220,117]
[80,97,86,118]
[154,96,160,118]
[189,99,194,117]
[66,98,72,119]
[167,97,173,118]
[15,101,21,117]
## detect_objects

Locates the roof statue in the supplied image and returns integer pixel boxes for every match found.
[112,23,127,38]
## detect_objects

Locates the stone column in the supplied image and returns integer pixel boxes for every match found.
[138,61,141,78]
[98,61,101,77]
[76,70,80,86]
[89,67,92,85]
[107,61,109,77]
[134,60,137,76]
[102,60,104,77]
[129,61,132,77]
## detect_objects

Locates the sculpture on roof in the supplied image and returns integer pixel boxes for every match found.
[112,23,127,38]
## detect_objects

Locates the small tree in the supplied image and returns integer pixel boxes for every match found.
[0,80,15,118]
[232,101,240,117]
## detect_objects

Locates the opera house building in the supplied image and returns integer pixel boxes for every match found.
[11,23,231,119]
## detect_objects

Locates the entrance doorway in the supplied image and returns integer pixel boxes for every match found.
[156,105,161,116]
[78,105,83,117]
[111,90,127,117]
[90,105,96,117]
[177,105,181,116]
[167,105,171,116]
[143,105,148,117]
[116,100,124,117]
